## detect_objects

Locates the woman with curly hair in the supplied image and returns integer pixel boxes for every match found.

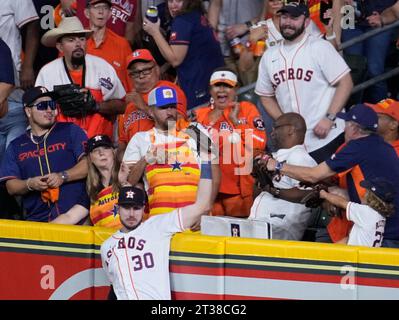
[320,177,396,247]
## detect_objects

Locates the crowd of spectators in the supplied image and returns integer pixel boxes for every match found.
[1,0,399,250]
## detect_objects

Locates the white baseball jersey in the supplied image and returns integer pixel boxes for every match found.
[255,33,350,153]
[346,202,386,247]
[100,209,185,300]
[265,18,322,49]
[35,54,126,100]
[249,144,317,240]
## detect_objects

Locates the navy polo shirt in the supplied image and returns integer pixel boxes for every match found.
[0,38,15,85]
[169,11,224,109]
[326,134,399,240]
[0,122,89,222]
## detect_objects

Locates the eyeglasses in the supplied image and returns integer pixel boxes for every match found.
[129,65,155,79]
[29,101,57,111]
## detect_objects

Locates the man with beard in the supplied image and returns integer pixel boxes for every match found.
[35,16,126,139]
[122,85,213,218]
[249,113,318,240]
[255,2,353,163]
[101,158,213,300]
[0,86,90,224]
[117,49,187,161]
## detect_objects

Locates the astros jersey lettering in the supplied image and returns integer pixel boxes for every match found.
[255,34,350,152]
[100,209,185,300]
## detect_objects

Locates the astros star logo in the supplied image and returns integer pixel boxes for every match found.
[126,191,135,198]
[112,205,118,218]
[171,161,182,171]
[94,135,102,141]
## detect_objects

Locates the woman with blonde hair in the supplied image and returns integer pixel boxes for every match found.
[86,134,129,228]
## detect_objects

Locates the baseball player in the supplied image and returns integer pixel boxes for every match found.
[320,177,396,247]
[255,2,353,163]
[100,159,213,300]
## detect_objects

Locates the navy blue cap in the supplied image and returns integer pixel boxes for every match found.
[118,186,146,207]
[277,2,310,18]
[22,86,55,107]
[336,104,379,131]
[86,135,113,153]
[360,177,396,203]
[148,86,178,108]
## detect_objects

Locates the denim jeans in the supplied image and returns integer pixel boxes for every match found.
[342,25,393,103]
[0,99,27,163]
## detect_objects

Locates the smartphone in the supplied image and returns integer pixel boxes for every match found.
[319,0,333,25]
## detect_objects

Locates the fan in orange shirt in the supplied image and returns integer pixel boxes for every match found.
[84,0,133,92]
[196,67,267,217]
[117,49,187,160]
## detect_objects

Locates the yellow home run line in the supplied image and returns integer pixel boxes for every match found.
[0,242,101,255]
[170,256,399,276]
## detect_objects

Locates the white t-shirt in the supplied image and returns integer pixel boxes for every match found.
[249,144,317,240]
[35,54,126,101]
[346,202,386,247]
[123,125,207,191]
[255,34,350,152]
[265,18,322,49]
[0,0,39,101]
[100,209,185,300]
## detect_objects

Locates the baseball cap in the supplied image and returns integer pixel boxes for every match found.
[277,2,310,18]
[86,135,113,153]
[22,86,55,107]
[86,0,111,7]
[209,70,238,87]
[126,49,156,69]
[336,104,379,131]
[118,186,146,207]
[365,99,399,122]
[148,86,178,108]
[360,177,396,203]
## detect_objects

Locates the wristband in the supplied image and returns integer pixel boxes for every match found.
[26,178,33,191]
[200,161,212,179]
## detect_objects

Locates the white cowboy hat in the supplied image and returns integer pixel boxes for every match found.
[41,16,93,47]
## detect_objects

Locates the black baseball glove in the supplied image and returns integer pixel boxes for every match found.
[183,122,217,159]
[251,157,274,190]
[53,84,98,118]
[299,184,328,208]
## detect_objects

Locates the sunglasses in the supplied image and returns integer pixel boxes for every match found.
[29,101,57,111]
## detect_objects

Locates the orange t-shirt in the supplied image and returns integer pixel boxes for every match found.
[118,80,187,144]
[196,101,267,196]
[86,28,132,92]
[56,69,114,138]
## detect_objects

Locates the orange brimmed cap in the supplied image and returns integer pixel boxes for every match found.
[209,70,238,87]
[365,98,399,122]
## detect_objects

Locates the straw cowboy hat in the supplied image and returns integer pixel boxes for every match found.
[41,16,93,47]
